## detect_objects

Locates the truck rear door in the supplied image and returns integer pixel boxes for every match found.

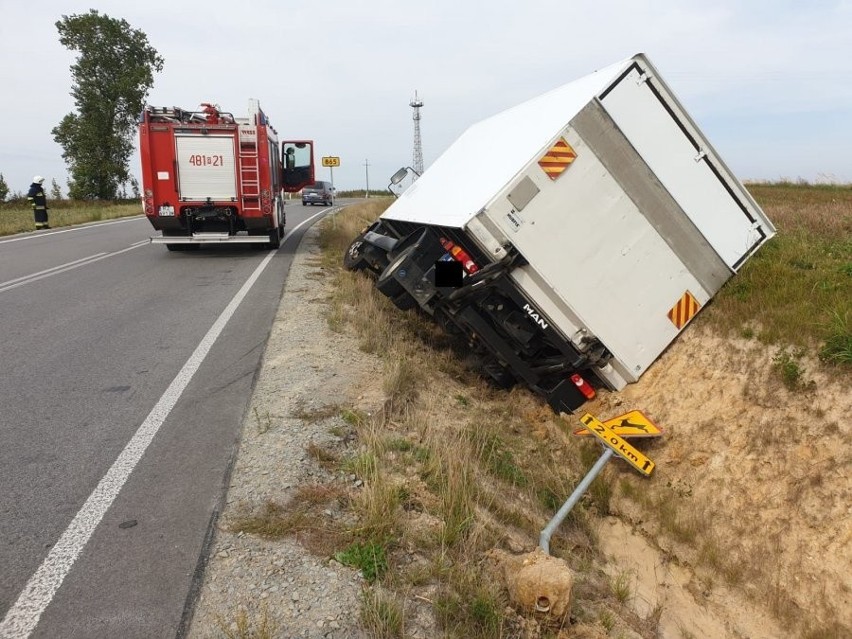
[599,62,771,269]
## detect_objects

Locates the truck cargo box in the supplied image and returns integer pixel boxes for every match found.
[350,53,775,411]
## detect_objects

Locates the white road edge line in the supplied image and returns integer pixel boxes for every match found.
[0,208,329,639]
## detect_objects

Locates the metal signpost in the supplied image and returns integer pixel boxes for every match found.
[322,156,340,204]
[540,411,662,554]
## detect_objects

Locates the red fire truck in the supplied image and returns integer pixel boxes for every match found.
[138,99,314,250]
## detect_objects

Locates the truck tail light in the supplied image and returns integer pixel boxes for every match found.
[571,373,596,400]
[439,237,479,274]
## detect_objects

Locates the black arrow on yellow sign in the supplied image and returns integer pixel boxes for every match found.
[579,413,655,476]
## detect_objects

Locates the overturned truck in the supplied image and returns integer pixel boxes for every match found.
[345,53,775,413]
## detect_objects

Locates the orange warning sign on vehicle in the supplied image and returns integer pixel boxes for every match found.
[668,290,700,329]
[538,138,577,180]
[573,410,663,438]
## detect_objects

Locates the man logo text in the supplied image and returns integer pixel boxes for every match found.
[523,303,549,330]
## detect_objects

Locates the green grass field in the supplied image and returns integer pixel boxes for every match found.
[706,183,852,365]
[0,200,141,236]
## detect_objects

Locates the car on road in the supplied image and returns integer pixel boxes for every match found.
[302,181,334,206]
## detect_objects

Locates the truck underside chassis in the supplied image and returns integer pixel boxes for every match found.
[345,223,604,413]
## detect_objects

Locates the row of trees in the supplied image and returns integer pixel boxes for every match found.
[50,10,163,200]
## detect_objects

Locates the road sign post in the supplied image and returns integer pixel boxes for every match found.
[540,411,658,554]
[321,157,340,205]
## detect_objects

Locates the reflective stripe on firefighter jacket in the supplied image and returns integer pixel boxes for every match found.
[27,183,47,210]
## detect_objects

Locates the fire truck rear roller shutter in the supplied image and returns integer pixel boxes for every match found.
[175,135,237,201]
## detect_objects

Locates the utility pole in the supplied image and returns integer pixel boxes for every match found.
[364,159,370,199]
[410,91,424,179]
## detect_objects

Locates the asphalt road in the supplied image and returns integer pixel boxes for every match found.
[0,204,335,638]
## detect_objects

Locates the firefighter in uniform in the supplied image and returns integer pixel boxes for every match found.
[27,176,50,230]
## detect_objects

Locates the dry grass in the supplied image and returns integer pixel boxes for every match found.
[361,588,405,638]
[0,201,140,235]
[312,201,651,636]
[214,602,277,639]
[229,484,351,556]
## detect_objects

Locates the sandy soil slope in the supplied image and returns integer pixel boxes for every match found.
[584,326,850,637]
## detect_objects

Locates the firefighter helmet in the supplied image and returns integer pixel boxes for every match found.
[33,175,45,184]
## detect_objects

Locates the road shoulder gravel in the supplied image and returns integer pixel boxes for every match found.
[188,223,373,639]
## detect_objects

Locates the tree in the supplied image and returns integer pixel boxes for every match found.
[50,178,62,200]
[52,10,163,200]
[0,173,8,202]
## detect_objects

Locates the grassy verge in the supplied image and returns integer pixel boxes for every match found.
[706,183,852,369]
[230,183,847,638]
[310,201,655,637]
[0,200,141,236]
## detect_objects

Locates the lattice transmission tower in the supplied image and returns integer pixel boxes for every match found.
[410,91,424,178]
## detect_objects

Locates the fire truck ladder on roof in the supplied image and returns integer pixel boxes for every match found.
[238,125,260,211]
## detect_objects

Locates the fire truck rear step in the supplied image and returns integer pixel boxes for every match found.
[150,232,266,244]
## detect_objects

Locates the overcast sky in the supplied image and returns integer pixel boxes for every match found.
[1,0,851,196]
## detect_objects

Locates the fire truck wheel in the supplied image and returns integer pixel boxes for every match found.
[268,228,281,250]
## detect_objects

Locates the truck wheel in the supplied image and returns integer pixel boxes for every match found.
[343,239,367,271]
[376,244,415,298]
[344,236,389,274]
[165,244,183,252]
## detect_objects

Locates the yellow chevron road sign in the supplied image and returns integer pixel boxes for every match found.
[579,413,655,476]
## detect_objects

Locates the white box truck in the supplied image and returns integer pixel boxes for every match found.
[345,53,775,413]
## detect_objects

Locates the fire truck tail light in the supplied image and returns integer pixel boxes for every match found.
[571,374,596,400]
